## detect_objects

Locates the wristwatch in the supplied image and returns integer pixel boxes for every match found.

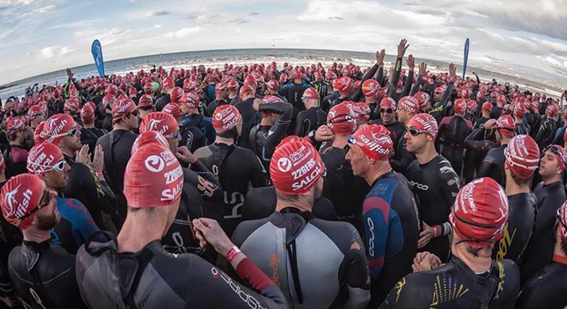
[308,130,317,143]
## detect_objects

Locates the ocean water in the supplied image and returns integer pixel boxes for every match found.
[0,48,563,100]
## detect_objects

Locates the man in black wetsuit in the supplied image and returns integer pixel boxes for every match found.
[155,76,175,111]
[294,87,327,137]
[513,103,530,136]
[492,135,538,267]
[96,97,139,224]
[375,97,406,153]
[474,101,493,129]
[4,117,31,179]
[437,98,473,178]
[478,115,515,186]
[232,139,371,309]
[535,103,559,150]
[205,82,230,117]
[521,144,567,282]
[346,124,419,307]
[79,103,106,156]
[404,113,460,262]
[75,142,288,309]
[392,96,419,174]
[362,79,381,121]
[42,114,118,232]
[279,69,310,121]
[180,92,215,146]
[380,177,520,309]
[516,200,567,309]
[193,105,267,236]
[2,174,88,309]
[249,96,293,175]
[235,84,260,149]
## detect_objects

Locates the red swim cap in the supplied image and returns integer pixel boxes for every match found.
[349,124,393,161]
[495,115,515,136]
[467,100,478,112]
[240,84,255,96]
[212,105,243,133]
[547,104,559,117]
[180,92,200,109]
[260,95,284,104]
[140,112,178,137]
[266,80,279,91]
[302,88,319,101]
[106,84,118,96]
[27,105,44,121]
[270,140,325,195]
[215,82,227,93]
[454,99,467,114]
[131,131,170,155]
[27,142,64,176]
[111,97,136,122]
[327,103,356,135]
[504,135,540,179]
[449,177,509,248]
[346,101,370,122]
[399,96,420,114]
[413,92,430,110]
[80,103,95,123]
[227,79,239,92]
[43,114,75,144]
[162,103,181,119]
[482,101,492,112]
[7,117,27,138]
[513,103,526,119]
[169,87,184,104]
[124,143,184,208]
[138,94,154,108]
[162,77,175,90]
[408,113,438,139]
[557,201,567,244]
[335,76,353,94]
[380,97,396,110]
[1,174,45,230]
[143,82,154,95]
[362,79,380,98]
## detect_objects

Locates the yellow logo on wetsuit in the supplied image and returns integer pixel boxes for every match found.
[430,274,469,308]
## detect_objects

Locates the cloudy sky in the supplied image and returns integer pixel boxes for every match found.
[1,0,567,88]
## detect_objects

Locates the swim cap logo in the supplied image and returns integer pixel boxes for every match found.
[4,184,21,217]
[215,112,223,120]
[145,155,165,173]
[277,157,292,173]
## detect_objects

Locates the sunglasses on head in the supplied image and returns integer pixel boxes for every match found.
[19,189,54,220]
[408,128,436,136]
[380,108,393,114]
[544,144,567,165]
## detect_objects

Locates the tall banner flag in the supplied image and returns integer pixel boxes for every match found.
[463,38,470,79]
[91,39,105,77]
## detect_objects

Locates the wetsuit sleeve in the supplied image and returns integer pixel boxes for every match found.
[74,163,117,215]
[477,152,496,179]
[464,128,497,153]
[387,57,403,98]
[260,102,293,159]
[409,75,424,96]
[294,111,307,136]
[399,71,414,99]
[66,199,106,245]
[350,64,379,102]
[391,139,414,175]
[377,67,385,86]
[438,160,460,206]
[249,153,269,188]
[439,81,454,115]
[341,229,372,309]
[535,120,551,150]
[190,159,221,188]
[473,72,481,84]
[378,274,426,309]
[552,126,565,145]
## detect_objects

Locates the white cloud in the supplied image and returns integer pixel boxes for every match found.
[17,4,55,18]
[37,45,75,60]
[166,27,202,38]
[49,19,101,29]
[146,9,169,17]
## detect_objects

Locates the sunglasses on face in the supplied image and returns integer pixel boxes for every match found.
[129,110,139,117]
[167,131,181,140]
[19,189,54,220]
[49,127,79,140]
[380,108,393,114]
[408,128,437,136]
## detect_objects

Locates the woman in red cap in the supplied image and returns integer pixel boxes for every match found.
[380,177,519,309]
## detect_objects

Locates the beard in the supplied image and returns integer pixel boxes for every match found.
[36,211,60,231]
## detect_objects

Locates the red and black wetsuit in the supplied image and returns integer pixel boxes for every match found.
[437,115,473,177]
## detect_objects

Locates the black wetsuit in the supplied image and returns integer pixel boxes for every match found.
[320,146,364,233]
[76,236,288,309]
[8,240,88,309]
[516,258,567,309]
[249,102,293,175]
[279,81,310,120]
[182,113,215,145]
[235,98,260,150]
[437,116,473,177]
[474,116,490,130]
[294,107,327,137]
[4,145,28,179]
[463,128,498,184]
[0,180,22,308]
[521,181,566,283]
[379,256,520,309]
[193,142,267,236]
[492,193,537,267]
[535,118,559,150]
[310,80,331,104]
[525,112,542,139]
[515,120,530,136]
[206,98,230,117]
[321,91,340,113]
[478,144,507,187]
[80,127,105,158]
[374,121,406,153]
[391,131,415,175]
[62,155,119,231]
[155,93,171,111]
[405,155,460,262]
[179,121,207,153]
[232,209,371,309]
[364,171,421,307]
[96,129,138,224]
[490,105,502,120]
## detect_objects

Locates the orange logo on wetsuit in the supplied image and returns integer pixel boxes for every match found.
[269,254,281,287]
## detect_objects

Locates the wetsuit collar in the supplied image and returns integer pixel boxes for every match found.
[372,170,395,187]
[23,239,51,251]
[450,255,493,280]
[553,254,567,265]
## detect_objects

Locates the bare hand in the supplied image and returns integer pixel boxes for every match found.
[315,125,334,142]
[75,145,91,165]
[376,49,386,66]
[252,98,261,111]
[418,222,435,249]
[418,62,427,76]
[484,118,497,130]
[407,54,415,72]
[412,252,442,273]
[397,38,410,58]
[192,218,234,256]
[176,146,196,164]
[449,63,457,79]
[92,144,105,174]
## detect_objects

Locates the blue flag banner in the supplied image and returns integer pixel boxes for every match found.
[463,38,470,79]
[91,39,105,77]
